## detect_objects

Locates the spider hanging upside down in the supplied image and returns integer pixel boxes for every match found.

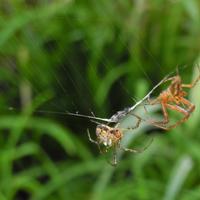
[147,68,200,130]
[87,115,153,165]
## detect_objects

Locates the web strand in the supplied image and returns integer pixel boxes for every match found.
[65,72,172,123]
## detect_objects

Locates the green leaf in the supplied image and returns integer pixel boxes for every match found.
[95,66,130,107]
[163,155,193,200]
[0,115,76,155]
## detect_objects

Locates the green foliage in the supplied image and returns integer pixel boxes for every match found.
[0,0,200,199]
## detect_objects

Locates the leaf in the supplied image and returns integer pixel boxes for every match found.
[0,0,72,48]
[0,115,76,155]
[95,66,131,107]
[163,155,193,200]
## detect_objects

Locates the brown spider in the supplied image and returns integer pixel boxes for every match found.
[87,115,153,165]
[147,69,200,130]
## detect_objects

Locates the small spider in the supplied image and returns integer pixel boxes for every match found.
[147,68,200,130]
[87,115,153,165]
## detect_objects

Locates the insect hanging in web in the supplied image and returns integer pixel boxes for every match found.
[87,114,153,166]
[147,67,200,130]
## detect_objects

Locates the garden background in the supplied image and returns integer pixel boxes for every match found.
[1,0,200,199]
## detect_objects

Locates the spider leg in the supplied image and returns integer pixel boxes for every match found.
[114,123,120,128]
[148,102,191,130]
[180,97,195,113]
[90,120,102,125]
[119,137,154,153]
[163,76,178,83]
[106,144,118,166]
[115,113,142,130]
[125,113,142,130]
[160,102,170,124]
[87,129,102,153]
[181,70,200,88]
[112,145,118,166]
[143,104,149,114]
[148,102,169,128]
[87,129,98,144]
[164,103,191,130]
[147,96,160,105]
[148,101,187,130]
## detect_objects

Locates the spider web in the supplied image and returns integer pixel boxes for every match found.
[0,0,199,182]
[0,1,188,128]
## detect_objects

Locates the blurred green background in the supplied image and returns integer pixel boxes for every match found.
[1,0,200,199]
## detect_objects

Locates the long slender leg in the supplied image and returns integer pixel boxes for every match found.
[143,104,149,114]
[115,113,142,131]
[126,113,142,130]
[144,96,160,117]
[148,102,169,126]
[123,103,169,131]
[90,120,102,125]
[87,129,98,144]
[119,137,154,153]
[112,145,117,166]
[163,76,177,83]
[166,104,189,116]
[160,102,169,124]
[180,97,195,113]
[152,103,190,130]
[147,96,160,105]
[106,145,118,166]
[87,129,102,153]
[182,69,200,88]
[165,104,190,130]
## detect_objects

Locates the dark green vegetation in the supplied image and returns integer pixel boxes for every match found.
[0,0,200,199]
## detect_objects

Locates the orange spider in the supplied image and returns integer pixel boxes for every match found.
[148,69,200,130]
